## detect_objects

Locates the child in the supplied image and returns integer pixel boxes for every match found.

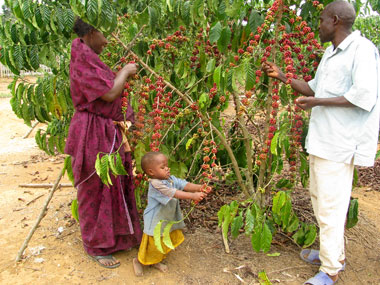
[133,151,207,276]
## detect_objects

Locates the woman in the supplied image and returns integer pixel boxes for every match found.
[65,18,142,268]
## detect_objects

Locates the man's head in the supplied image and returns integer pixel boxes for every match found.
[141,152,170,180]
[319,0,356,43]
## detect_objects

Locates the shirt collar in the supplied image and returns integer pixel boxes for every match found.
[325,30,360,56]
[336,30,361,51]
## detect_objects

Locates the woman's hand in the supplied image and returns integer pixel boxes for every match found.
[122,63,137,77]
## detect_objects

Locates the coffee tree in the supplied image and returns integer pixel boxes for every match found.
[1,0,374,253]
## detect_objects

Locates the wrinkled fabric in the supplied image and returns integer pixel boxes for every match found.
[65,38,142,255]
[138,230,184,265]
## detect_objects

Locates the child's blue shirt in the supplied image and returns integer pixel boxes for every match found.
[143,175,187,236]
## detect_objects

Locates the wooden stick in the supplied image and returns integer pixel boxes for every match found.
[26,194,45,206]
[16,168,64,262]
[19,183,73,189]
[22,122,39,139]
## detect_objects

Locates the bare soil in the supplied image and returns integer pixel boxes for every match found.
[0,77,380,284]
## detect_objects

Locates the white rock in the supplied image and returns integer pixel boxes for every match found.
[34,257,45,263]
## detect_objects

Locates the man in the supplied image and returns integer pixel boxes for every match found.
[263,1,380,284]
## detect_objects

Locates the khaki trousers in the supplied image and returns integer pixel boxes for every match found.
[309,155,354,275]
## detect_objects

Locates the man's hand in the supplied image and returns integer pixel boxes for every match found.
[262,61,285,81]
[296,96,317,110]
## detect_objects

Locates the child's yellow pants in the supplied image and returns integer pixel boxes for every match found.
[137,229,184,265]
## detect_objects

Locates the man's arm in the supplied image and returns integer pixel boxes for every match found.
[296,96,354,110]
[262,62,315,97]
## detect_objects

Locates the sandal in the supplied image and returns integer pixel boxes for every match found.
[304,271,337,285]
[89,254,120,269]
[300,249,322,265]
[300,249,346,271]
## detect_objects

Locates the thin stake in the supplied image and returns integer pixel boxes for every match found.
[16,168,64,262]
[22,122,39,139]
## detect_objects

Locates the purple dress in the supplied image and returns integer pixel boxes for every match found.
[65,38,142,256]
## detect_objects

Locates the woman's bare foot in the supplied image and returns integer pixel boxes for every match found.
[152,262,168,272]
[133,258,143,277]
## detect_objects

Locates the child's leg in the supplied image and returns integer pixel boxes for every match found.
[133,258,143,277]
[152,262,168,272]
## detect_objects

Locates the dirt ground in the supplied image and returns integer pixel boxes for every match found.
[0,77,380,285]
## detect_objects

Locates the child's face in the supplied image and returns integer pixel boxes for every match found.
[148,154,170,180]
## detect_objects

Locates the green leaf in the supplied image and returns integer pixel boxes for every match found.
[115,152,128,175]
[22,0,32,20]
[245,208,255,234]
[251,223,263,252]
[86,0,99,24]
[245,64,255,91]
[213,65,222,87]
[217,204,228,227]
[162,221,175,249]
[64,156,75,185]
[95,153,102,178]
[352,167,358,187]
[286,214,299,232]
[275,178,293,189]
[272,191,285,214]
[206,58,216,73]
[56,7,65,32]
[248,10,263,34]
[153,220,165,254]
[217,26,231,53]
[346,198,358,228]
[270,132,279,155]
[34,5,44,28]
[4,47,20,75]
[376,149,380,160]
[185,138,193,150]
[231,215,243,238]
[64,9,75,33]
[166,0,173,12]
[41,5,50,25]
[148,6,158,29]
[209,21,222,43]
[22,102,31,127]
[11,24,19,43]
[258,270,272,285]
[303,224,317,247]
[71,199,79,222]
[261,223,272,253]
[108,153,118,176]
[13,45,24,70]
[198,92,209,109]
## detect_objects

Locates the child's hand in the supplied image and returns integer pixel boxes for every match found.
[192,192,207,203]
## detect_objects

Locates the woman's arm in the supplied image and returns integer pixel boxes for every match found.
[100,63,137,102]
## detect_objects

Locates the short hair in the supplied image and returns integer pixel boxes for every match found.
[325,0,356,29]
[141,151,165,173]
[73,17,95,37]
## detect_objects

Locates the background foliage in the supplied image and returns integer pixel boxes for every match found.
[0,0,378,253]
